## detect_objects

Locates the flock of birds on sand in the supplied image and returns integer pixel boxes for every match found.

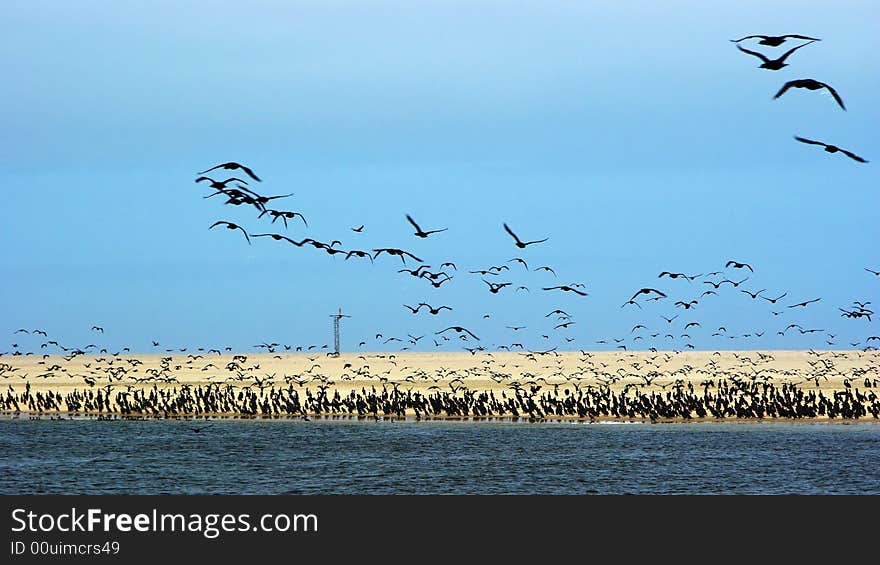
[2,33,876,422]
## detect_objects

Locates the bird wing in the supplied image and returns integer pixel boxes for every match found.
[794,136,825,146]
[208,221,228,229]
[783,35,820,41]
[773,81,796,99]
[736,45,770,63]
[239,164,261,182]
[235,226,251,244]
[524,238,549,245]
[197,164,224,175]
[838,148,867,163]
[777,40,814,62]
[503,223,522,244]
[821,83,846,110]
[405,214,421,232]
[730,35,766,42]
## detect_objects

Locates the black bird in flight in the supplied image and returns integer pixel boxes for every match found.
[534,266,557,276]
[629,288,667,301]
[437,326,480,340]
[730,34,820,47]
[659,272,698,281]
[545,309,569,317]
[373,248,422,264]
[209,221,251,244]
[543,285,588,297]
[736,41,815,70]
[866,268,880,276]
[726,260,753,272]
[774,79,846,110]
[503,223,548,249]
[661,315,678,324]
[675,300,698,310]
[406,214,447,238]
[418,303,453,315]
[794,137,868,163]
[351,225,365,232]
[91,326,103,333]
[258,209,308,228]
[251,233,304,247]
[508,258,529,270]
[484,280,512,294]
[198,162,261,182]
[403,304,423,314]
[195,177,250,189]
[761,292,788,304]
[789,298,821,308]
[741,289,766,299]
[344,250,373,263]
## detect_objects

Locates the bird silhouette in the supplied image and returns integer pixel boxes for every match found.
[774,79,846,110]
[629,288,667,301]
[794,137,867,163]
[351,225,365,232]
[736,41,815,70]
[373,248,422,264]
[418,303,453,315]
[503,223,548,249]
[198,162,261,182]
[761,292,788,304]
[789,298,821,308]
[406,214,447,238]
[436,326,480,340]
[741,289,766,299]
[195,176,250,189]
[726,260,753,272]
[484,280,512,294]
[730,34,820,47]
[258,209,308,228]
[543,285,588,297]
[209,221,250,244]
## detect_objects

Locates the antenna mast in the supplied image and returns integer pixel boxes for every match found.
[329,307,351,356]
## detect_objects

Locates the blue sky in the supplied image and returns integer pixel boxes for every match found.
[1,1,877,353]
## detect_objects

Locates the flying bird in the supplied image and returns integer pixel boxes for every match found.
[543,285,588,297]
[351,225,365,232]
[503,223,548,249]
[209,221,251,244]
[726,260,753,272]
[788,298,821,308]
[437,326,480,341]
[741,289,767,299]
[629,288,667,301]
[774,79,846,110]
[736,41,815,70]
[794,137,868,163]
[258,209,308,228]
[406,214,447,238]
[484,280,512,294]
[373,248,423,264]
[730,34,820,47]
[195,177,250,189]
[198,162,261,182]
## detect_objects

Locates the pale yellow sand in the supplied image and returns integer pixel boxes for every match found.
[2,350,877,402]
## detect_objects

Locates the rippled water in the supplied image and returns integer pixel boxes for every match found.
[1,418,878,494]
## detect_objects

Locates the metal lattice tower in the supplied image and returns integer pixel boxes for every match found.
[329,307,351,356]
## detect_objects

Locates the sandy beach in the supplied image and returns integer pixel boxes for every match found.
[1,349,878,420]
